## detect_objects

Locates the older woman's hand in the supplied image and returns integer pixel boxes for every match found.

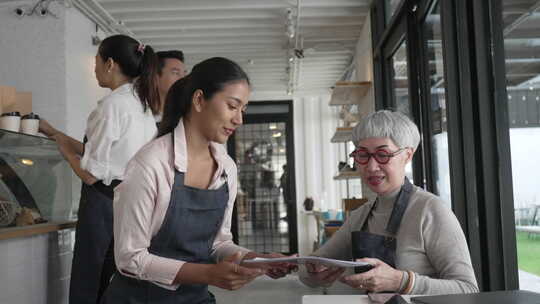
[339,258,403,292]
[241,252,298,279]
[305,262,346,285]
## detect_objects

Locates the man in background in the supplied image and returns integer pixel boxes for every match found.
[156,50,186,122]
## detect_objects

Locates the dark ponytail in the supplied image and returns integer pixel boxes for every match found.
[98,34,160,114]
[158,57,250,137]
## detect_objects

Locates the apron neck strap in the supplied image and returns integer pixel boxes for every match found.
[170,132,229,185]
[385,177,414,235]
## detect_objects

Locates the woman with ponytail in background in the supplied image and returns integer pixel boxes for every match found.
[100,57,294,304]
[38,35,160,304]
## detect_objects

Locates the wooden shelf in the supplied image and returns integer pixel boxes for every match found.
[333,171,361,180]
[0,221,76,241]
[329,81,371,106]
[331,127,353,143]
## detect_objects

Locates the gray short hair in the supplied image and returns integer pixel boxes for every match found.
[352,110,421,149]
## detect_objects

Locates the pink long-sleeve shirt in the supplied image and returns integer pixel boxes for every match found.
[112,119,249,290]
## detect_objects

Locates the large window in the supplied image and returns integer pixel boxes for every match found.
[392,41,410,115]
[386,0,403,23]
[372,0,523,291]
[501,0,540,292]
[391,40,414,182]
[424,2,451,208]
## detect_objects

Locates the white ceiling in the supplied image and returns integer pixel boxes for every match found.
[4,0,540,97]
[502,0,540,88]
[89,0,371,99]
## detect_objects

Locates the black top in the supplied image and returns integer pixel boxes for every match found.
[21,113,39,120]
[1,111,20,117]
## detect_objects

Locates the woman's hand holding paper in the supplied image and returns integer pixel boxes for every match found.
[305,261,346,285]
[241,252,298,279]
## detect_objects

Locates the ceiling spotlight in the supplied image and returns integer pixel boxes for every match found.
[13,0,61,19]
[37,6,48,17]
[91,35,102,46]
[287,25,295,39]
[285,8,295,39]
[14,7,27,18]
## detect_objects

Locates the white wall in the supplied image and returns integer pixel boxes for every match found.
[293,94,342,255]
[65,7,108,211]
[0,2,107,303]
[354,14,378,203]
[355,14,373,84]
[65,8,108,141]
[0,1,67,130]
[291,15,376,255]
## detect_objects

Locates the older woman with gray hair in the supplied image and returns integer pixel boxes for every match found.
[299,110,478,295]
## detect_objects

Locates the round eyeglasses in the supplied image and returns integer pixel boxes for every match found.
[349,148,406,165]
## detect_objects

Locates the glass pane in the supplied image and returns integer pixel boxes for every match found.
[502,0,540,292]
[424,2,451,209]
[235,122,291,253]
[386,0,402,24]
[0,129,73,226]
[391,40,414,182]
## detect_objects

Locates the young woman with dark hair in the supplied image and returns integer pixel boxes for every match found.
[38,34,159,304]
[100,57,294,304]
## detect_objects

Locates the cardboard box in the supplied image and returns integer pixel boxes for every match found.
[14,92,32,115]
[324,225,341,239]
[343,198,368,212]
[0,86,17,114]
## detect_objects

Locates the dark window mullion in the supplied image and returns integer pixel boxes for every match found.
[405,0,429,189]
[471,0,518,290]
[439,0,485,290]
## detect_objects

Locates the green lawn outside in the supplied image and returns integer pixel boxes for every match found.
[516,231,540,276]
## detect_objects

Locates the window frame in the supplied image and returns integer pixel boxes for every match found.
[371,0,519,290]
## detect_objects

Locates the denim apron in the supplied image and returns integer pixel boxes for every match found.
[351,178,413,270]
[101,136,229,304]
[70,136,118,304]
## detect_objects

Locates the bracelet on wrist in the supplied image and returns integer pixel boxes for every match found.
[402,270,415,294]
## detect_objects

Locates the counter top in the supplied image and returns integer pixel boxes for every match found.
[0,221,76,241]
[302,295,414,304]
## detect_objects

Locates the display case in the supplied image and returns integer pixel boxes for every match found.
[0,129,75,237]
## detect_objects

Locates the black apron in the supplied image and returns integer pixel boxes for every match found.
[100,135,229,304]
[351,178,413,271]
[69,136,119,304]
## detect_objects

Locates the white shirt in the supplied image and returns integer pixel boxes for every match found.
[113,119,249,290]
[80,83,157,185]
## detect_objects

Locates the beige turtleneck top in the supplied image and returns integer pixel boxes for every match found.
[299,185,478,295]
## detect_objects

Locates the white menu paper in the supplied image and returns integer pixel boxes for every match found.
[242,256,372,268]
